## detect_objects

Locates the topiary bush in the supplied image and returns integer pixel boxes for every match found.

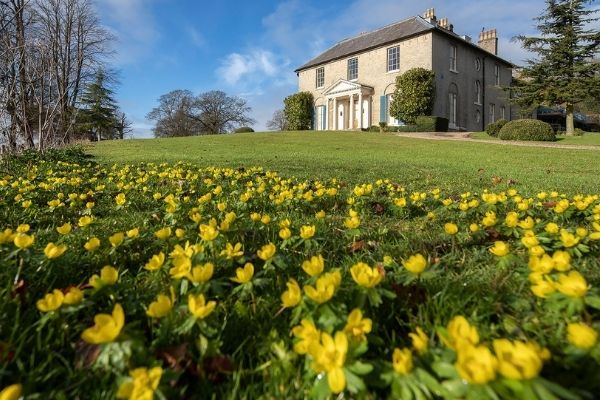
[283,92,314,130]
[416,116,449,132]
[389,68,436,124]
[486,119,508,137]
[498,119,556,141]
[234,127,254,133]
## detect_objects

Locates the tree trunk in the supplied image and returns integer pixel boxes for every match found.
[565,103,574,136]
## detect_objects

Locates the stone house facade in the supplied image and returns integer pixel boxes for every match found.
[295,8,513,132]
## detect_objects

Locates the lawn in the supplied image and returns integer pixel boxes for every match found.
[88,131,600,195]
[469,130,600,146]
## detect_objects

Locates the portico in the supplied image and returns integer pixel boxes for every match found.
[316,79,374,131]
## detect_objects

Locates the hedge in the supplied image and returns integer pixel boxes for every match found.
[485,119,508,137]
[415,116,449,132]
[498,119,556,141]
[234,127,254,133]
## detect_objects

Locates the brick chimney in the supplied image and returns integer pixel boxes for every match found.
[478,29,498,55]
[423,8,437,24]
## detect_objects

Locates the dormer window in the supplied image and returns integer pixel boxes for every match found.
[347,57,358,80]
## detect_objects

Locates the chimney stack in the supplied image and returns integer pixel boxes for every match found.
[478,29,498,55]
[438,18,453,32]
[423,8,437,24]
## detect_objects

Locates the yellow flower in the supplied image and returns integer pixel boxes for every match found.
[188,293,216,319]
[154,227,171,240]
[16,224,30,233]
[56,223,72,235]
[316,210,326,219]
[567,322,598,349]
[281,279,302,308]
[257,243,276,261]
[560,229,580,248]
[144,252,165,271]
[126,228,139,238]
[175,228,186,238]
[81,303,125,344]
[0,384,22,400]
[552,251,571,271]
[521,235,539,249]
[350,262,383,288]
[444,223,458,235]
[304,273,339,304]
[392,347,413,375]
[343,309,372,341]
[147,294,173,319]
[109,232,125,247]
[409,327,428,353]
[36,289,65,312]
[0,229,15,245]
[555,271,588,298]
[220,242,243,260]
[89,266,119,289]
[504,212,519,228]
[455,345,497,384]
[115,193,126,206]
[279,227,292,240]
[84,237,100,251]
[482,211,497,227]
[231,263,254,284]
[63,287,84,305]
[442,316,479,350]
[199,224,219,241]
[531,279,556,298]
[518,216,535,230]
[302,255,325,277]
[469,223,480,233]
[169,256,192,280]
[116,367,163,400]
[489,241,509,257]
[344,215,360,229]
[493,339,544,380]
[44,242,67,259]
[190,262,214,283]
[78,216,93,227]
[261,214,271,224]
[292,319,320,354]
[402,254,427,275]
[300,225,316,239]
[545,222,559,234]
[13,233,34,249]
[308,332,348,394]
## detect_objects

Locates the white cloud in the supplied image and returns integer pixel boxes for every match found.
[217,50,286,86]
[186,26,206,48]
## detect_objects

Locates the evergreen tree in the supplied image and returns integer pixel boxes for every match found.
[515,0,599,135]
[78,70,119,141]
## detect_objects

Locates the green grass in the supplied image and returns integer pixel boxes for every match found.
[88,131,600,194]
[470,130,600,145]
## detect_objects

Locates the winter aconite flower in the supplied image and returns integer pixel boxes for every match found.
[56,223,72,235]
[144,253,165,271]
[44,242,67,259]
[343,309,372,341]
[493,339,546,380]
[489,241,509,257]
[281,279,302,308]
[188,294,216,319]
[199,224,219,241]
[567,323,598,349]
[231,263,254,284]
[442,316,479,351]
[300,225,316,239]
[555,271,588,298]
[0,384,22,400]
[63,287,84,305]
[308,332,348,394]
[81,304,125,344]
[84,237,101,251]
[146,294,173,319]
[190,262,214,284]
[257,243,276,261]
[292,319,320,354]
[154,227,171,240]
[304,271,341,304]
[392,347,413,375]
[89,266,119,289]
[409,327,429,353]
[109,232,125,247]
[301,255,324,277]
[36,289,64,312]
[455,345,497,384]
[116,367,162,400]
[350,262,383,288]
[402,254,427,275]
[13,233,34,249]
[444,223,458,235]
[78,216,93,227]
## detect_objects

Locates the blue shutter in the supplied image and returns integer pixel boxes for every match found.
[321,106,327,130]
[379,96,388,123]
[311,106,316,130]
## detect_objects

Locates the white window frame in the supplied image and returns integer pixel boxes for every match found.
[450,45,458,72]
[316,67,324,89]
[386,94,401,126]
[387,46,400,73]
[347,57,358,81]
[475,80,481,105]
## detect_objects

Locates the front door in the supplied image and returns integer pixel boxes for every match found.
[362,99,369,128]
[353,100,359,129]
[337,103,345,130]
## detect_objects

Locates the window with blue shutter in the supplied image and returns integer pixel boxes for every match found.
[379,96,388,123]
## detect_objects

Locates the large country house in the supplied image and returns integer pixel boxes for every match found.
[295,8,513,132]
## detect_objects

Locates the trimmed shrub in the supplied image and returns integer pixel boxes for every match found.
[498,119,556,141]
[394,125,420,132]
[234,127,254,133]
[389,68,436,124]
[416,116,449,132]
[283,92,314,130]
[368,126,381,132]
[557,128,585,136]
[486,119,508,137]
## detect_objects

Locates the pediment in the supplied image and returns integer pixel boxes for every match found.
[323,79,370,96]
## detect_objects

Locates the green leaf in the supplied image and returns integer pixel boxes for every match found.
[584,296,600,310]
[344,368,366,393]
[432,361,458,379]
[347,360,373,376]
[535,378,581,400]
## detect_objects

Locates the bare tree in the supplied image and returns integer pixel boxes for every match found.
[146,89,202,138]
[266,109,288,131]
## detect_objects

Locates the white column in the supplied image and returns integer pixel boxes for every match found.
[358,93,363,130]
[333,97,337,130]
[349,94,354,130]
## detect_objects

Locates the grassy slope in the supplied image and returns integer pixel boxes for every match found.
[470,130,600,146]
[88,131,600,194]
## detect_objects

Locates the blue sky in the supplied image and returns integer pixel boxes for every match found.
[94,0,579,138]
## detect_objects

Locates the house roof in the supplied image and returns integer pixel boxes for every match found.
[295,16,513,73]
